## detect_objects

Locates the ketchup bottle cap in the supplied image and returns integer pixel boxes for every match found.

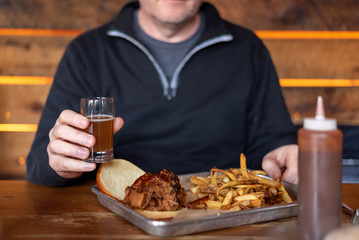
[303,96,337,131]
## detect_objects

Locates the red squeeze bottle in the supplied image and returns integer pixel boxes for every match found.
[298,96,343,240]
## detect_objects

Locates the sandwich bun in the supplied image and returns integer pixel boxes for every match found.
[134,209,180,219]
[96,159,145,201]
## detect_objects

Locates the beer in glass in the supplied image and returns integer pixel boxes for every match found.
[80,97,114,163]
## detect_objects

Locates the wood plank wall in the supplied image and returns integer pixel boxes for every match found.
[1,0,358,179]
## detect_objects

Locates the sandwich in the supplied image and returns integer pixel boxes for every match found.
[96,159,186,219]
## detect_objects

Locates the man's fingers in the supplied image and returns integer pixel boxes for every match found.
[282,146,299,184]
[263,145,299,184]
[262,157,282,180]
[47,111,124,180]
[47,137,96,179]
[48,139,90,160]
[113,117,124,134]
[56,171,84,179]
[57,110,89,129]
[282,169,298,184]
[50,124,95,148]
[49,154,96,178]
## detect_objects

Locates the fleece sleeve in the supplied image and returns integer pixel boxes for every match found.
[26,39,97,186]
[243,38,297,169]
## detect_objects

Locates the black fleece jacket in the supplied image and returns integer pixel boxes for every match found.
[26,1,297,186]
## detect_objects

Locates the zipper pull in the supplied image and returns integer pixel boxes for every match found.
[167,88,173,100]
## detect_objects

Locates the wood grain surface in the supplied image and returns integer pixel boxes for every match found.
[1,0,358,30]
[0,180,356,240]
[342,183,359,214]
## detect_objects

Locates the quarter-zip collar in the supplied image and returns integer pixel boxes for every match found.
[107,1,233,100]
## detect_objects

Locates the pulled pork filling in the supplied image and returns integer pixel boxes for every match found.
[124,169,186,211]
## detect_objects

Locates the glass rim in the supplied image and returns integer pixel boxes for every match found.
[81,97,114,101]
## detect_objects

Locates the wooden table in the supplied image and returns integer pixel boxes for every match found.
[0,180,357,240]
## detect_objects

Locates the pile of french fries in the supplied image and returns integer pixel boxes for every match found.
[189,153,293,211]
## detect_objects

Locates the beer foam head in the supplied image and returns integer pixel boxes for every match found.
[87,114,114,121]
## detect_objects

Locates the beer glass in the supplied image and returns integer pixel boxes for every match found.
[80,97,114,163]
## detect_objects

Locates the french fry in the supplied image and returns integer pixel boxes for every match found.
[222,189,234,206]
[216,181,239,195]
[229,168,241,175]
[220,204,232,210]
[247,172,281,188]
[199,186,217,194]
[210,167,237,181]
[216,195,224,201]
[249,199,264,208]
[190,185,200,194]
[206,200,222,209]
[268,187,278,196]
[240,153,249,179]
[230,201,250,210]
[250,170,267,176]
[222,176,230,183]
[189,196,209,209]
[278,185,293,203]
[240,200,250,207]
[234,193,258,202]
[235,184,262,189]
[196,176,211,183]
[190,176,209,186]
[218,188,229,197]
[189,153,294,211]
[253,192,265,199]
[237,188,245,196]
[210,171,218,187]
[197,193,209,198]
[216,174,227,181]
[229,205,242,211]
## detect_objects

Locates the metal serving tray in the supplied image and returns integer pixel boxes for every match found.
[92,172,298,237]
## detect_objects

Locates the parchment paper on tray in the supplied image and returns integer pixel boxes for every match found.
[92,171,298,237]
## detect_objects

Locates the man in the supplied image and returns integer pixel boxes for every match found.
[26,0,298,187]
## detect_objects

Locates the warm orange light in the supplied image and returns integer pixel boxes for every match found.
[4,111,11,119]
[0,124,38,132]
[1,29,359,39]
[255,30,359,39]
[1,76,358,87]
[293,112,301,121]
[280,78,359,87]
[17,157,26,166]
[0,76,53,85]
[0,28,83,37]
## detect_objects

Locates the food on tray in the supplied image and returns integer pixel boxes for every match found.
[97,159,186,219]
[124,169,187,219]
[97,155,293,219]
[188,153,293,210]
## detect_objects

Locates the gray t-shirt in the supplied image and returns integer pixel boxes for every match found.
[134,11,205,79]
